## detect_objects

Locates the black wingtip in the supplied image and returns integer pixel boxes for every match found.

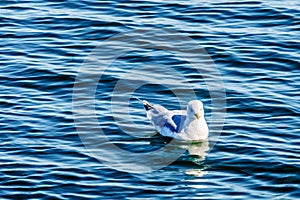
[136,98,152,111]
[144,103,152,111]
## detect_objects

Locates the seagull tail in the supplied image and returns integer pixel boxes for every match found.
[136,98,152,111]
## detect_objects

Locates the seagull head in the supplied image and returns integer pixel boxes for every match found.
[187,100,204,120]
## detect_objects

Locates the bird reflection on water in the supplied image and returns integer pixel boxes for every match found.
[150,134,210,176]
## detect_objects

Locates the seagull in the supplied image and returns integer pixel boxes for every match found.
[139,99,209,141]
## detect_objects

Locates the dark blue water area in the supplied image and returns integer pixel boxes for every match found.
[1,0,299,199]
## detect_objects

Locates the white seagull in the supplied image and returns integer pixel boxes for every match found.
[140,99,209,141]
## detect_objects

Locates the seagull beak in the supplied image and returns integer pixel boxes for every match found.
[195,112,200,119]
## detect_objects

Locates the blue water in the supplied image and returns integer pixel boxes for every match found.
[1,0,299,199]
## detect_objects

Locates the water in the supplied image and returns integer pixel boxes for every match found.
[1,0,299,199]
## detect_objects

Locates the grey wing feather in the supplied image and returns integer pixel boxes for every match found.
[146,104,168,128]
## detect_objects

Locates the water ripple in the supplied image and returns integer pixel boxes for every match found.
[0,0,299,199]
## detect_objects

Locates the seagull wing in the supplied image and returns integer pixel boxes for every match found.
[160,113,187,137]
[146,104,168,129]
[139,99,168,129]
[164,114,187,133]
[140,99,187,138]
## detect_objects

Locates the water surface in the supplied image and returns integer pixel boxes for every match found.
[1,0,299,199]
